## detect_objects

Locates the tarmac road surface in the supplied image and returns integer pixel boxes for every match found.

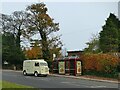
[2,70,119,89]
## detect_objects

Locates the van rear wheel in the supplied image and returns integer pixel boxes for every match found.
[23,71,27,76]
[34,72,38,77]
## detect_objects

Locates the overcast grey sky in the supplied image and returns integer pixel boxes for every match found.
[1,1,118,51]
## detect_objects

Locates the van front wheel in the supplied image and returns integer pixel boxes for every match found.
[34,72,38,77]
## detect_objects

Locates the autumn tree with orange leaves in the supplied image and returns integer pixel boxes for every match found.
[24,40,42,59]
[26,3,62,61]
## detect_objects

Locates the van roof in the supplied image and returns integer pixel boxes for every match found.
[24,59,47,63]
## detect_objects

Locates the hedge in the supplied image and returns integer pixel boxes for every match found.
[81,53,119,74]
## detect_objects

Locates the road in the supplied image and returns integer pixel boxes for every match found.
[2,70,119,89]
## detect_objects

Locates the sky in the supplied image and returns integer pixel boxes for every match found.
[1,1,119,51]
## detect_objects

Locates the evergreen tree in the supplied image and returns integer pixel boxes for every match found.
[2,32,25,65]
[118,18,120,52]
[99,13,120,53]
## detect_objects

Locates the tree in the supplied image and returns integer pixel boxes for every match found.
[26,3,62,61]
[1,12,28,66]
[2,32,25,65]
[118,18,120,52]
[24,40,42,59]
[1,11,29,49]
[84,34,100,53]
[99,13,120,53]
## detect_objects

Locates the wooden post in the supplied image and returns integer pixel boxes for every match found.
[68,59,70,75]
[52,61,54,74]
[74,59,77,76]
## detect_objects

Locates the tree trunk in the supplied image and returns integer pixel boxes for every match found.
[16,30,21,49]
[39,30,50,61]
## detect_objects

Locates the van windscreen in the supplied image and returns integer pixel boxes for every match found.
[40,62,48,66]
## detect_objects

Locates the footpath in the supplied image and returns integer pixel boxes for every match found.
[49,73,119,84]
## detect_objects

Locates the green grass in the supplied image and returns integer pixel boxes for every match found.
[0,81,33,88]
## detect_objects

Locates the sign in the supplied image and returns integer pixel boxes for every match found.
[58,61,65,74]
[53,54,56,61]
[76,61,81,74]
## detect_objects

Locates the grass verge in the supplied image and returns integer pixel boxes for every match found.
[0,81,42,90]
[0,81,33,90]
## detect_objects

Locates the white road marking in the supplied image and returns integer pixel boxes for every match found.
[25,76,32,78]
[91,86,107,88]
[61,82,74,84]
[61,82,108,88]
[40,78,51,81]
[61,82,90,88]
[24,76,51,82]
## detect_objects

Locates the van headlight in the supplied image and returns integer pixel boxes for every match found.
[45,68,48,72]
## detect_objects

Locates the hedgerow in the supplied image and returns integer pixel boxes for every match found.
[81,53,119,77]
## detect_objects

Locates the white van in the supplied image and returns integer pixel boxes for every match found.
[23,59,49,77]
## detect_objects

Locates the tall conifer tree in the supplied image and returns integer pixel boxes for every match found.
[99,13,120,53]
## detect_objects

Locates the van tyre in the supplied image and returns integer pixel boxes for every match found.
[34,72,38,77]
[23,71,27,76]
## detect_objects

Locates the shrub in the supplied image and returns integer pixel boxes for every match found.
[81,53,119,74]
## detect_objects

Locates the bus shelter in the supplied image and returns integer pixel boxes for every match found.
[52,57,82,76]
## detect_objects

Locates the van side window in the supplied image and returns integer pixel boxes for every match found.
[35,62,39,67]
